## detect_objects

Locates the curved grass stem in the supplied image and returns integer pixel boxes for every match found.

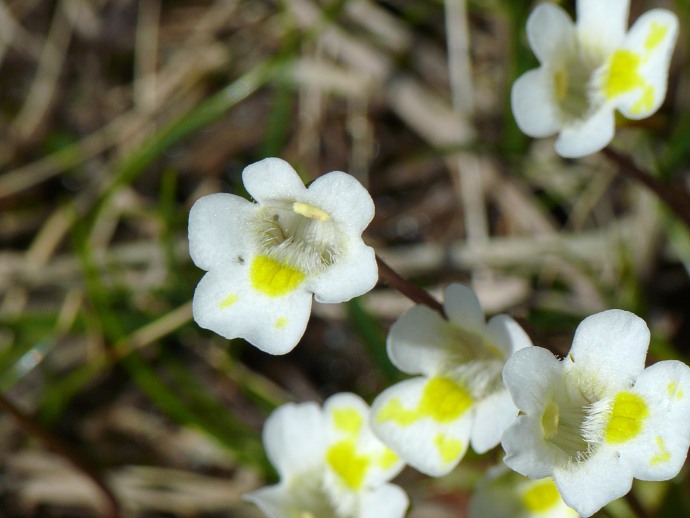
[376,255,446,317]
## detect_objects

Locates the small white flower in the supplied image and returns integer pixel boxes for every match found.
[512,0,678,158]
[245,393,408,518]
[501,309,690,517]
[469,464,578,518]
[370,284,533,476]
[188,158,377,354]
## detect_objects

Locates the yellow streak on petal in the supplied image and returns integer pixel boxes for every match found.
[249,256,305,297]
[376,377,473,427]
[218,294,238,308]
[645,22,669,51]
[605,392,649,444]
[275,317,288,329]
[605,50,645,100]
[631,84,655,115]
[667,381,684,399]
[522,479,561,512]
[650,436,671,465]
[434,433,463,464]
[332,407,363,437]
[326,440,370,490]
[541,400,560,440]
[378,448,399,470]
[554,68,568,102]
[293,201,330,221]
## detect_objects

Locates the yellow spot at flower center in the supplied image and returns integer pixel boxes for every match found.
[326,440,369,490]
[434,434,463,464]
[541,400,560,440]
[377,376,473,426]
[275,317,288,329]
[522,479,560,512]
[249,256,305,297]
[293,201,330,222]
[554,68,568,101]
[605,392,649,444]
[332,408,363,436]
[218,294,238,309]
[645,22,668,51]
[651,436,671,466]
[667,381,684,399]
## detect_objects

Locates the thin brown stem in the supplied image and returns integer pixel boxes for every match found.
[0,393,120,517]
[603,147,690,231]
[376,254,446,317]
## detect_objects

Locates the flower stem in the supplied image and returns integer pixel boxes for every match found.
[0,393,120,517]
[624,489,652,518]
[375,255,446,317]
[603,147,690,231]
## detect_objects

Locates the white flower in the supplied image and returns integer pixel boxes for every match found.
[469,464,578,518]
[512,0,678,158]
[188,157,377,354]
[370,284,533,476]
[501,309,690,517]
[245,393,408,518]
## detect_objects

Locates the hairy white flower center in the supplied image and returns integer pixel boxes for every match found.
[251,201,342,274]
[551,46,602,124]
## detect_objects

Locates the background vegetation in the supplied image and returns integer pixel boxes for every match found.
[1,0,689,515]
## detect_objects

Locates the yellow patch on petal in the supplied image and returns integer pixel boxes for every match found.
[651,436,671,466]
[522,479,560,512]
[376,377,473,427]
[275,317,288,329]
[605,392,649,444]
[541,400,560,440]
[326,440,369,490]
[249,256,305,297]
[218,294,238,308]
[434,433,463,464]
[377,449,399,470]
[645,22,669,51]
[667,381,684,399]
[605,50,645,100]
[554,68,568,102]
[293,201,330,222]
[332,407,363,437]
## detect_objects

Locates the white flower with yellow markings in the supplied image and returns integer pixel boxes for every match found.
[512,0,678,157]
[501,309,690,517]
[188,157,377,354]
[370,284,533,476]
[245,393,408,518]
[469,464,578,518]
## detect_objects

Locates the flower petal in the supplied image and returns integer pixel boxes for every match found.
[192,265,312,355]
[568,309,649,389]
[188,193,254,271]
[553,446,632,517]
[501,413,566,480]
[309,240,377,304]
[470,389,518,454]
[303,170,375,236]
[618,360,690,482]
[370,377,473,476]
[442,283,485,336]
[244,484,297,518]
[605,10,678,119]
[511,68,562,138]
[360,484,409,518]
[262,402,326,480]
[576,0,629,59]
[502,346,562,413]
[526,3,576,65]
[386,305,456,377]
[554,105,615,158]
[242,157,307,204]
[485,314,533,359]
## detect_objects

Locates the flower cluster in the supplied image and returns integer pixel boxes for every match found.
[512,0,678,157]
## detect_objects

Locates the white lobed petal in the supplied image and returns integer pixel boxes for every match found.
[262,401,326,481]
[370,377,473,477]
[502,346,562,414]
[511,68,562,138]
[470,389,518,454]
[526,3,576,66]
[554,105,615,158]
[443,283,486,336]
[244,483,298,518]
[568,309,649,390]
[576,0,629,61]
[188,193,254,271]
[242,157,307,204]
[192,265,312,355]
[359,483,409,518]
[386,304,457,377]
[485,314,534,358]
[501,413,566,480]
[309,239,377,304]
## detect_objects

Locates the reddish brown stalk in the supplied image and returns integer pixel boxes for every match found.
[376,254,446,317]
[0,393,120,517]
[603,147,690,231]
